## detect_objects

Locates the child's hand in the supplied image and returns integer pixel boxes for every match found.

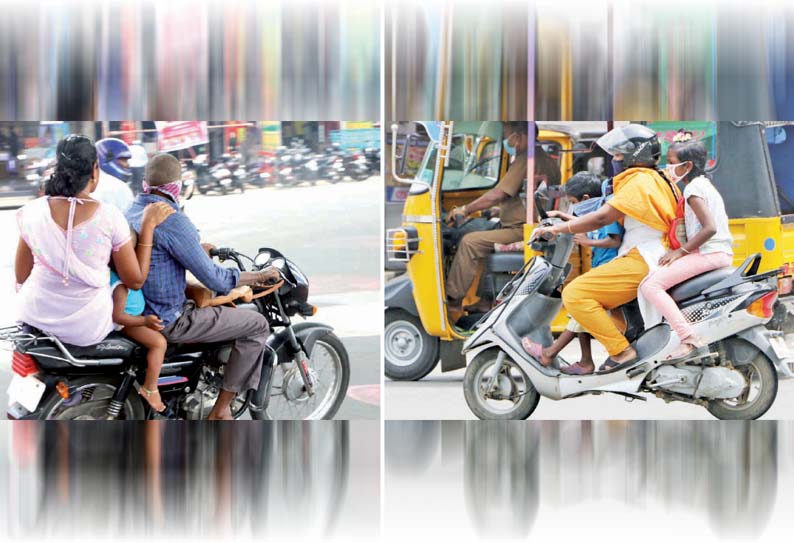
[142,202,175,227]
[573,233,590,246]
[659,248,686,266]
[144,314,165,331]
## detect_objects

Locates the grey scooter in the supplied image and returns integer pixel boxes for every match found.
[462,217,793,420]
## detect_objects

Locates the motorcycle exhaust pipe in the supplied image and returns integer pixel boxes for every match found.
[249,346,277,413]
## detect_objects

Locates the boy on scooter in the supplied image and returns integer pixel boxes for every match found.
[520,172,624,374]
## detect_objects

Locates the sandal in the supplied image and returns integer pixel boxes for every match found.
[666,338,707,361]
[521,337,552,367]
[560,362,595,375]
[138,385,167,414]
[598,354,639,373]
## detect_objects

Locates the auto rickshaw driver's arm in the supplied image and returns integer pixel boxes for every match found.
[447,187,509,224]
[15,238,33,286]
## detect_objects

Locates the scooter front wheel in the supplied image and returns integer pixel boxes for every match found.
[463,349,540,420]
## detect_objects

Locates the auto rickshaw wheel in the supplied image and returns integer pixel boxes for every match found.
[385,309,440,381]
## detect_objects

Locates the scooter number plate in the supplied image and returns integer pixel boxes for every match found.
[7,374,46,412]
[769,336,791,360]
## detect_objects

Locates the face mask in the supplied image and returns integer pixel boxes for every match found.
[503,136,517,157]
[664,162,690,183]
[571,197,602,217]
[611,158,624,176]
[143,180,182,203]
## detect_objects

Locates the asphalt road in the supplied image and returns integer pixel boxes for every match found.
[385,334,794,419]
[0,178,382,419]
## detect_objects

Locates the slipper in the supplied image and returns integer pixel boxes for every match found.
[598,355,639,373]
[560,362,594,375]
[520,337,544,359]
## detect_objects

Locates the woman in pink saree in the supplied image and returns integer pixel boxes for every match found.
[15,134,173,346]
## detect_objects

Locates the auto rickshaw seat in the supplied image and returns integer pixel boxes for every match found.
[486,252,525,273]
[667,266,736,303]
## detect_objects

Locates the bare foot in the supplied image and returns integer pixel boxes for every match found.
[138,386,166,413]
[207,409,233,421]
[520,337,554,366]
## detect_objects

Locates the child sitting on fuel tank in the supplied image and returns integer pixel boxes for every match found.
[520,172,624,375]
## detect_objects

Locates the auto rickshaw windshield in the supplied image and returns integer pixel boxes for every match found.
[415,121,504,190]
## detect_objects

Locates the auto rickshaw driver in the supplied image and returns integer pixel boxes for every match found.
[444,122,559,323]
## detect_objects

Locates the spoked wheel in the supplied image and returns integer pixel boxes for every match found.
[707,349,778,420]
[463,349,540,420]
[37,376,146,420]
[266,333,350,419]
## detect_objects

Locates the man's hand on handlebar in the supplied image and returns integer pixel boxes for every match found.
[201,243,217,257]
[445,206,467,226]
[238,266,281,288]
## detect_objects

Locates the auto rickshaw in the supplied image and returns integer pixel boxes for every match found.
[385,120,794,381]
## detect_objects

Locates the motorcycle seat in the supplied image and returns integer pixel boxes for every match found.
[667,266,736,303]
[486,252,525,274]
[22,329,139,361]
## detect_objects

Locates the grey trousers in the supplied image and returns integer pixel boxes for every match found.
[162,301,270,393]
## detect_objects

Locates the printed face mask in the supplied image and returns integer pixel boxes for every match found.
[143,180,182,203]
[664,161,690,183]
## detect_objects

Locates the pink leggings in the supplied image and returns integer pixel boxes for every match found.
[639,251,733,342]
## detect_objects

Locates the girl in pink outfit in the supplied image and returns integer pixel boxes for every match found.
[15,135,173,351]
[639,140,734,360]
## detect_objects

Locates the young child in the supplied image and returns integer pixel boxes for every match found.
[110,234,169,413]
[639,139,733,360]
[521,172,624,375]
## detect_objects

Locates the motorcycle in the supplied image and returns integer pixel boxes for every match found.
[2,247,350,420]
[341,151,370,181]
[363,146,380,176]
[461,216,793,420]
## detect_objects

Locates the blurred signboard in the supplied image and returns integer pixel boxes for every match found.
[155,121,209,152]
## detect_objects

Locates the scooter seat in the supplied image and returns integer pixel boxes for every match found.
[667,266,735,303]
[486,252,525,273]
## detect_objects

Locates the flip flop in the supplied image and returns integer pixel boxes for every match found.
[560,362,594,375]
[520,337,544,359]
[598,355,639,373]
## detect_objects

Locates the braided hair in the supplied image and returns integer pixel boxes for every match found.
[45,135,97,197]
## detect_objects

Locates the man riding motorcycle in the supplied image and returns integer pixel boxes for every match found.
[534,124,679,374]
[93,137,135,213]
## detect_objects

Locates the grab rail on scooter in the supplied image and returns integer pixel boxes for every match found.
[701,253,779,297]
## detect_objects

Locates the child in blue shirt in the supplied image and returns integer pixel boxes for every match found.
[110,252,168,414]
[521,172,623,374]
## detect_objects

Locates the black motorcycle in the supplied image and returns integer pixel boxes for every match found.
[363,147,380,176]
[2,248,350,420]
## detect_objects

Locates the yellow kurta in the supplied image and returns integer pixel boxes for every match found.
[563,168,678,356]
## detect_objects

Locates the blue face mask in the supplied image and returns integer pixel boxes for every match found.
[611,158,624,176]
[571,197,603,217]
[503,137,517,156]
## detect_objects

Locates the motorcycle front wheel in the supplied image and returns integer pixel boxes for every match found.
[463,349,540,420]
[256,332,350,420]
[36,376,146,420]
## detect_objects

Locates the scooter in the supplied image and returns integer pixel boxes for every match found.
[462,216,793,420]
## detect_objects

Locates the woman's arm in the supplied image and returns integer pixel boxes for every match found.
[681,195,717,253]
[547,204,624,236]
[15,238,33,285]
[112,203,174,290]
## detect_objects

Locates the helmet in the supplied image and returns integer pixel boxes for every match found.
[96,138,133,181]
[596,124,661,168]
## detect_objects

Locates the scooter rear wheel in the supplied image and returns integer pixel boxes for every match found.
[464,348,540,420]
[706,347,777,420]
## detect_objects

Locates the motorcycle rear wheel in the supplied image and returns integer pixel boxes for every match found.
[37,376,146,420]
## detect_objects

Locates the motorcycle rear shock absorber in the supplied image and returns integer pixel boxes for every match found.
[106,368,138,420]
